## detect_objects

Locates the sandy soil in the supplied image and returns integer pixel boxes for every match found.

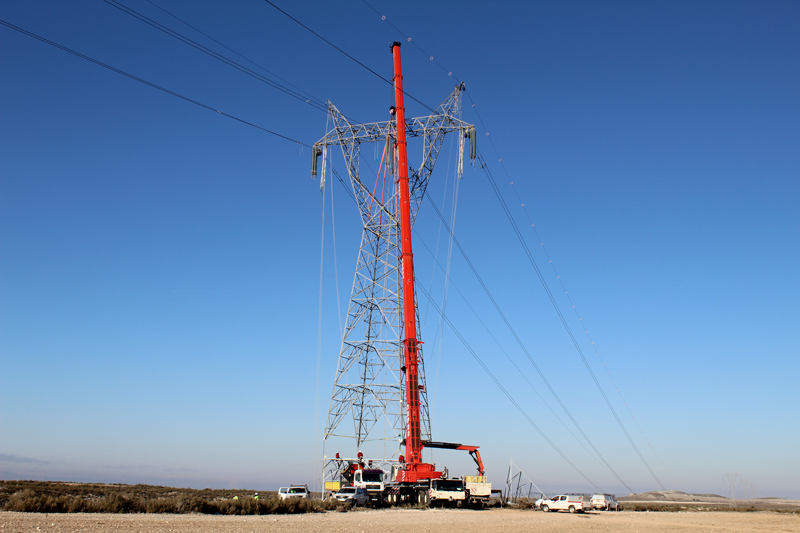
[2,509,799,533]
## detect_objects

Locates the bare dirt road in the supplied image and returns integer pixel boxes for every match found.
[2,509,798,533]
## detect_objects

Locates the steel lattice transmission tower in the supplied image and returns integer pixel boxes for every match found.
[312,81,475,460]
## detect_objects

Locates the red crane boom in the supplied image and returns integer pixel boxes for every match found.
[392,41,442,484]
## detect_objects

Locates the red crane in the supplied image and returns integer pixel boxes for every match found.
[391,41,442,484]
[317,43,484,506]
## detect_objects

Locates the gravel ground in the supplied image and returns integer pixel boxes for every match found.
[2,509,798,533]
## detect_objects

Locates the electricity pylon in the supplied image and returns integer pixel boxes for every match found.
[312,79,475,463]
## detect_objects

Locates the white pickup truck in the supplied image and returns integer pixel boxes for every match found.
[538,494,591,513]
[278,485,309,500]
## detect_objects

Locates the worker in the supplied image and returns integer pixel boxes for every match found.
[233,495,238,501]
[254,493,259,501]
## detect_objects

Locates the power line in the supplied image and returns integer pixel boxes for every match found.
[262,0,386,86]
[324,150,615,488]
[143,0,323,106]
[477,150,667,491]
[0,19,309,146]
[102,0,329,113]
[260,0,437,114]
[467,88,678,490]
[354,2,674,489]
[323,99,631,490]
[413,226,632,488]
[416,282,604,492]
[423,192,634,493]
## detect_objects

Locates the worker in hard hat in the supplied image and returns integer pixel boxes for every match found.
[254,493,259,500]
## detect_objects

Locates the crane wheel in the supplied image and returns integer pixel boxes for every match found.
[417,489,429,507]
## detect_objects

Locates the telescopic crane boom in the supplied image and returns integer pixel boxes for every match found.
[391,41,442,484]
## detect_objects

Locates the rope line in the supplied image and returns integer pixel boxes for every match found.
[314,166,326,498]
[329,159,344,336]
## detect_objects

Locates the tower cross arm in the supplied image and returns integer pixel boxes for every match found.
[313,115,473,148]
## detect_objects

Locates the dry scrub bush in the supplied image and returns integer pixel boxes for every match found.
[626,503,770,513]
[319,498,344,511]
[626,503,682,512]
[145,498,178,514]
[515,498,537,509]
[0,481,340,515]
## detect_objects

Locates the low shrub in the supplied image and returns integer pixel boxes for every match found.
[626,503,682,512]
[145,498,178,514]
[514,498,537,510]
[624,502,782,513]
[318,497,344,511]
[0,481,336,515]
[96,492,145,513]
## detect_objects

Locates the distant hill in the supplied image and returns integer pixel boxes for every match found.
[619,490,799,510]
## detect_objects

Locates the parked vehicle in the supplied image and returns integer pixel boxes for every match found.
[534,496,548,509]
[325,443,491,508]
[590,493,622,511]
[429,478,468,507]
[464,475,491,508]
[539,494,591,513]
[352,468,387,504]
[278,485,309,500]
[333,486,370,507]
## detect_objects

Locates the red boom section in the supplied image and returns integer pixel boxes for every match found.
[421,440,485,476]
[392,42,441,484]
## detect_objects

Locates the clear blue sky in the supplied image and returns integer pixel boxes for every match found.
[2,0,798,499]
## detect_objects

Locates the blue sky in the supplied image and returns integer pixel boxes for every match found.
[1,0,798,499]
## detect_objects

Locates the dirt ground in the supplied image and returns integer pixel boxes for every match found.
[2,509,798,533]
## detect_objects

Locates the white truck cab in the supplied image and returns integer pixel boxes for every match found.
[429,478,467,506]
[352,468,386,504]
